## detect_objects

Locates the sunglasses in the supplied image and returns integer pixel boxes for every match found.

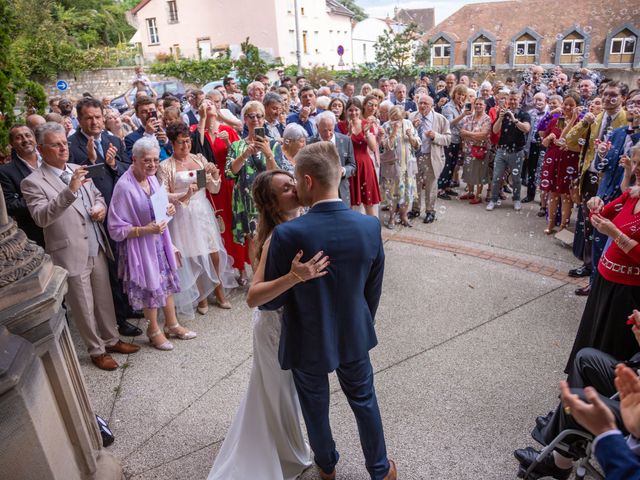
[245,113,264,120]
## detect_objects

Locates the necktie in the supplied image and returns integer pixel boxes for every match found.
[94,138,104,159]
[60,170,72,185]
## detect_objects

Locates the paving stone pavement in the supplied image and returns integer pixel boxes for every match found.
[72,195,592,479]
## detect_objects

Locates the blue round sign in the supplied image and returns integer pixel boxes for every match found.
[56,80,68,91]
[337,45,344,56]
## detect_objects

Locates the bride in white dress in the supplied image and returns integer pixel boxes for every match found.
[208,170,330,480]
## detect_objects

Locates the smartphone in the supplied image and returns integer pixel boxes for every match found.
[464,103,472,111]
[498,98,506,108]
[150,110,159,132]
[254,127,266,139]
[84,163,106,179]
[196,169,207,189]
[490,65,496,73]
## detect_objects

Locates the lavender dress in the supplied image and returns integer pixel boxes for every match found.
[108,168,180,310]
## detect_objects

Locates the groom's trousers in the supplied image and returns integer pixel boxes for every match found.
[292,354,390,480]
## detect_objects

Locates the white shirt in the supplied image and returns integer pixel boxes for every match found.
[17,153,42,171]
[312,198,342,207]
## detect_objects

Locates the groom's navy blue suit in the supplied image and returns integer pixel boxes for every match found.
[263,200,390,479]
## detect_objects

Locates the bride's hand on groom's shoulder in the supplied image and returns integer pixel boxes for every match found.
[290,250,330,283]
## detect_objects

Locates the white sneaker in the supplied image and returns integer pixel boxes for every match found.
[486,201,496,211]
[514,200,522,211]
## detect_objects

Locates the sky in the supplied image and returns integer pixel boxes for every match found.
[358,0,507,25]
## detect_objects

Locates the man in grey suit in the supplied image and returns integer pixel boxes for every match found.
[308,111,356,208]
[21,123,139,371]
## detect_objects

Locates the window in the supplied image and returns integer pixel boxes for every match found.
[167,1,178,24]
[473,42,491,56]
[515,41,537,56]
[198,39,211,59]
[302,31,308,54]
[433,45,451,58]
[146,18,159,44]
[301,7,305,15]
[611,36,636,54]
[562,39,584,55]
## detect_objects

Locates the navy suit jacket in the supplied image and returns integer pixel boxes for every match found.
[68,130,128,207]
[595,433,640,480]
[597,126,640,203]
[263,201,384,374]
[0,151,45,247]
[395,100,417,113]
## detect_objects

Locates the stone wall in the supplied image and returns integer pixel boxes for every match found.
[42,67,173,100]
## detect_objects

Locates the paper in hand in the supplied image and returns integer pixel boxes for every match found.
[150,188,172,224]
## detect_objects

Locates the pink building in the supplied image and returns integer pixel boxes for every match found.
[128,0,355,68]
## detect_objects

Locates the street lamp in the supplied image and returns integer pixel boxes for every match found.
[294,0,302,76]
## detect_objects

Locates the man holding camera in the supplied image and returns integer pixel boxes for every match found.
[486,91,531,212]
[125,96,173,160]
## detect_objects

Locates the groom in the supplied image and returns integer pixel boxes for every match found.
[263,142,396,480]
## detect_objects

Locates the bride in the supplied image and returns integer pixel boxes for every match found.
[208,169,330,479]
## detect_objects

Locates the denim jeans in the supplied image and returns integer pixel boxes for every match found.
[490,148,524,202]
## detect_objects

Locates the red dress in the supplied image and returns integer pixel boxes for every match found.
[194,126,251,271]
[539,117,580,194]
[337,120,381,206]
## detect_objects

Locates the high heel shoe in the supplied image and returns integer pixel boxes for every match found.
[164,323,197,340]
[196,301,209,315]
[215,299,232,309]
[147,328,174,351]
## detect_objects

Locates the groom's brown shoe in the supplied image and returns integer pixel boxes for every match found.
[383,459,397,480]
[317,467,336,480]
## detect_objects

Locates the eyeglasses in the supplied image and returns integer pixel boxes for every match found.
[245,113,264,120]
[142,159,160,165]
[42,141,68,149]
[174,139,192,145]
[626,100,640,106]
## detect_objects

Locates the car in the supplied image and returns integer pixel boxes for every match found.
[110,80,187,113]
[202,71,239,94]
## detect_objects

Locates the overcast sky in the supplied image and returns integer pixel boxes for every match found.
[359,0,506,24]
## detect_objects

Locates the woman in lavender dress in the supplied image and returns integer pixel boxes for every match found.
[108,137,196,351]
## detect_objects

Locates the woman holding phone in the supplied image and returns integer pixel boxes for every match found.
[225,101,292,262]
[159,122,236,317]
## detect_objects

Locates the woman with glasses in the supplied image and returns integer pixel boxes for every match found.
[192,99,251,284]
[108,136,197,351]
[159,122,236,317]
[225,101,292,262]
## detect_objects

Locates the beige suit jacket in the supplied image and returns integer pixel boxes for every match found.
[21,162,112,277]
[410,111,452,177]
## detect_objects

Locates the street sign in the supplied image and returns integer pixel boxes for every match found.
[56,80,68,91]
[337,45,344,56]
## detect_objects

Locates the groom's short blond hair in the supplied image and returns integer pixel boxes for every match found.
[295,142,341,189]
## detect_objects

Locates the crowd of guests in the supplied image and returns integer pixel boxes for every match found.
[3,63,640,477]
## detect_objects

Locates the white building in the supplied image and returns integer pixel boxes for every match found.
[127,0,355,68]
[352,18,392,65]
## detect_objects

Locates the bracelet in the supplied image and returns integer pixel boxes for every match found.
[290,271,305,283]
[615,232,629,250]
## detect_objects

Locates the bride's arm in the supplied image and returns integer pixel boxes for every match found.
[246,237,329,308]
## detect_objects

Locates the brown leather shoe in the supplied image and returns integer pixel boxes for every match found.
[384,459,397,480]
[317,466,336,480]
[106,340,141,354]
[91,354,119,371]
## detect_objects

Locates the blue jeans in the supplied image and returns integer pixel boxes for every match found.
[490,148,525,202]
[292,355,390,479]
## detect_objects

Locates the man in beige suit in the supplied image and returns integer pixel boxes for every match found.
[410,93,452,223]
[21,122,139,370]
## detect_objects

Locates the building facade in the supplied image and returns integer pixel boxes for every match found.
[128,0,354,68]
[423,0,639,71]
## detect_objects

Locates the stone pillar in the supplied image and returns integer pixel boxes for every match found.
[0,186,121,479]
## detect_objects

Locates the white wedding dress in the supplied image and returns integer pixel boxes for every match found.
[207,308,312,479]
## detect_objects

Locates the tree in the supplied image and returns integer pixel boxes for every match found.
[338,0,367,22]
[374,23,421,77]
[235,37,278,89]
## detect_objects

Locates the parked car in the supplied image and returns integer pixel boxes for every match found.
[202,71,238,94]
[110,80,186,113]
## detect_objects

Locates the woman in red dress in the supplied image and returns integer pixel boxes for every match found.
[539,91,582,234]
[191,99,251,283]
[337,97,381,217]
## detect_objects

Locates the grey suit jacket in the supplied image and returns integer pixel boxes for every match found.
[409,110,452,177]
[308,132,356,207]
[21,163,112,277]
